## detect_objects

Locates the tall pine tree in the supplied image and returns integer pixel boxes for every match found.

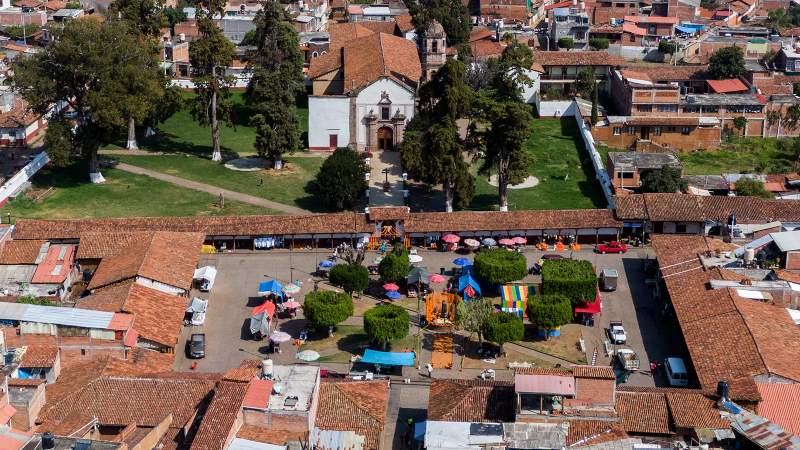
[247,0,304,169]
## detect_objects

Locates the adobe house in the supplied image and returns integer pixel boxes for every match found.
[606,151,682,192]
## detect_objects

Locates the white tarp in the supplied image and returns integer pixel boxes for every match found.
[186,297,208,313]
[193,266,217,282]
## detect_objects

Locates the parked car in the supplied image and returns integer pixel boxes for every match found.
[600,268,618,291]
[607,321,627,345]
[596,241,627,254]
[665,357,689,386]
[187,333,206,359]
[615,348,640,371]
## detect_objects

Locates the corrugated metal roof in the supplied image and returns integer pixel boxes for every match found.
[515,374,576,395]
[756,383,800,435]
[770,231,800,252]
[0,303,116,329]
[228,438,287,450]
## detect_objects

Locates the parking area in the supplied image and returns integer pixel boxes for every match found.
[173,246,690,388]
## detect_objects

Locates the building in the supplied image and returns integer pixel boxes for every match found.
[620,15,677,44]
[550,6,589,50]
[420,20,447,80]
[307,31,421,151]
[0,91,47,148]
[312,380,390,450]
[606,151,682,191]
[533,50,627,95]
[775,45,800,74]
[0,241,76,299]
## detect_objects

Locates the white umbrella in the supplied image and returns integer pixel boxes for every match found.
[270,331,292,343]
[482,238,497,246]
[283,283,301,294]
[409,254,423,263]
[373,256,384,264]
[296,350,320,361]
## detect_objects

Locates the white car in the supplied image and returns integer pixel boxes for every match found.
[608,321,627,345]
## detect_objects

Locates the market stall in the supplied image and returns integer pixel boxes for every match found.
[500,284,533,318]
[424,292,461,327]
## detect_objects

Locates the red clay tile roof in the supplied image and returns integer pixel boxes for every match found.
[571,365,615,379]
[614,193,800,223]
[533,51,627,67]
[8,378,45,386]
[428,379,516,422]
[471,39,506,58]
[707,78,748,93]
[734,297,800,383]
[566,420,628,446]
[327,21,398,50]
[756,383,800,435]
[395,13,414,33]
[87,231,203,291]
[665,392,729,429]
[515,367,573,376]
[405,209,620,233]
[237,425,299,445]
[242,379,273,409]
[76,232,147,260]
[316,380,390,450]
[624,64,709,82]
[30,244,74,284]
[368,206,410,221]
[19,344,58,368]
[616,391,672,435]
[0,240,44,265]
[469,27,495,42]
[622,22,647,36]
[191,380,249,450]
[0,98,38,129]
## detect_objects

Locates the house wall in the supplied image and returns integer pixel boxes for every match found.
[0,10,46,26]
[135,276,186,296]
[785,250,800,270]
[520,68,541,104]
[592,123,721,151]
[354,78,415,150]
[242,409,310,434]
[655,221,702,234]
[308,95,350,150]
[10,384,44,431]
[607,158,642,189]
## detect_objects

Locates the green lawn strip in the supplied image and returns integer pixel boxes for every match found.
[2,165,276,220]
[106,92,309,157]
[678,138,796,175]
[469,118,605,211]
[112,154,324,211]
[302,324,420,359]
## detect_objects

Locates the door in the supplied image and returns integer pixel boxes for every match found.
[329,134,338,149]
[377,126,393,151]
[640,126,650,140]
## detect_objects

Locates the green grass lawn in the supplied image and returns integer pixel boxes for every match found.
[678,138,797,175]
[303,325,420,363]
[468,119,606,211]
[2,164,276,220]
[112,153,324,211]
[108,92,310,157]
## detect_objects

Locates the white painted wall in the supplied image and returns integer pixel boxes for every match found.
[308,95,350,149]
[135,276,186,296]
[537,100,575,117]
[519,68,541,104]
[354,77,415,148]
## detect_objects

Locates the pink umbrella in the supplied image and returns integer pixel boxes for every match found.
[512,236,527,245]
[383,283,400,291]
[498,238,515,246]
[428,274,446,283]
[442,234,460,243]
[283,301,301,309]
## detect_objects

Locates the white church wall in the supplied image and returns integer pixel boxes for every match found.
[354,77,416,148]
[308,95,351,150]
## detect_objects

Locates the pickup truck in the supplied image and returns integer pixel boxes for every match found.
[607,321,627,345]
[616,348,640,371]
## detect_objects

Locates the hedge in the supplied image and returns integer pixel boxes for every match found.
[484,311,524,350]
[302,290,354,329]
[541,259,597,305]
[474,249,527,285]
[527,295,573,330]
[329,263,370,294]
[378,246,410,282]
[364,303,410,343]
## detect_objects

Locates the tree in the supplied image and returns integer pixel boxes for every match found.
[312,147,368,210]
[14,20,162,180]
[107,0,165,36]
[588,37,609,51]
[247,0,305,169]
[455,297,494,344]
[527,295,572,339]
[641,166,687,193]
[329,264,369,295]
[735,178,773,198]
[400,59,475,212]
[378,246,410,282]
[700,0,720,9]
[591,81,599,125]
[658,40,676,55]
[484,311,523,352]
[4,25,34,41]
[766,8,791,30]
[708,46,745,80]
[474,249,527,285]
[364,304,409,349]
[65,1,82,8]
[189,0,236,161]
[557,37,574,50]
[303,290,354,335]
[541,259,597,305]
[408,0,471,46]
[163,7,187,33]
[733,116,747,135]
[575,68,596,98]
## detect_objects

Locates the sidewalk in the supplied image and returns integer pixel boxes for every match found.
[111,162,310,215]
[368,150,405,207]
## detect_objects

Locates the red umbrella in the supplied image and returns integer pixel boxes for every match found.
[442,234,460,243]
[252,302,275,318]
[428,274,446,283]
[512,236,527,245]
[464,284,476,298]
[498,238,515,246]
[383,283,400,291]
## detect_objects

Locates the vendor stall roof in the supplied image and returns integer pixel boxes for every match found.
[360,349,416,367]
[515,373,575,395]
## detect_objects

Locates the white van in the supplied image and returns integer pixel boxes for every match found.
[665,357,689,386]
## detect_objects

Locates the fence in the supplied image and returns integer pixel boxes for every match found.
[571,100,615,209]
[0,151,49,207]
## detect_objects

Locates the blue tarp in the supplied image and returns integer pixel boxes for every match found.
[458,274,481,299]
[258,279,285,298]
[360,349,416,366]
[675,25,697,34]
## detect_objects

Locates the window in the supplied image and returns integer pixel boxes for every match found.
[648,25,656,34]
[381,107,390,120]
[667,126,676,132]
[681,127,690,135]
[657,104,677,112]
[613,127,622,135]
[627,126,636,135]
[637,105,652,112]
[619,172,634,179]
[432,40,438,53]
[676,223,687,233]
[653,126,661,136]
[575,32,585,40]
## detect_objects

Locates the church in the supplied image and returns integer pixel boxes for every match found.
[307,21,447,152]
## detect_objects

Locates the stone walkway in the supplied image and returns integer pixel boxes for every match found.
[112,162,310,214]
[99,149,164,156]
[368,150,406,207]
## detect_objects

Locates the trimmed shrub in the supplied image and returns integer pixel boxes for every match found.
[474,249,527,285]
[541,259,597,305]
[557,37,574,49]
[329,263,369,294]
[527,295,573,331]
[378,246,410,282]
[364,303,410,344]
[303,290,354,330]
[484,311,524,351]
[588,37,609,50]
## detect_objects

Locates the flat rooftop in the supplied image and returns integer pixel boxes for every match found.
[269,365,319,411]
[608,152,682,171]
[682,93,763,106]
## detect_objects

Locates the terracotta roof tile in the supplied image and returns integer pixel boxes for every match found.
[515,367,573,376]
[428,379,515,422]
[624,64,708,82]
[327,21,397,50]
[756,383,800,435]
[572,365,615,380]
[316,380,390,450]
[471,39,505,58]
[237,425,299,445]
[665,392,729,429]
[368,206,410,222]
[566,420,627,446]
[616,391,672,435]
[8,378,45,386]
[76,232,147,260]
[469,27,495,42]
[395,13,414,33]
[614,194,800,223]
[533,51,627,67]
[0,240,44,265]
[19,344,58,368]
[734,297,800,383]
[405,209,620,233]
[191,380,249,450]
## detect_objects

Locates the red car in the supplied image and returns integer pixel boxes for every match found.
[596,241,627,254]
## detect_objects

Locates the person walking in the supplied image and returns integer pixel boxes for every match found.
[426,363,433,378]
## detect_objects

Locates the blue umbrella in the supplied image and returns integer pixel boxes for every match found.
[319,260,334,268]
[385,290,401,300]
[258,279,284,297]
[453,258,472,267]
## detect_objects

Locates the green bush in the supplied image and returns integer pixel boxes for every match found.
[378,246,410,282]
[658,40,676,54]
[557,37,574,49]
[312,147,368,210]
[589,37,609,50]
[302,290,354,330]
[527,295,573,331]
[735,178,773,198]
[329,263,369,294]
[474,249,527,285]
[484,312,524,351]
[364,303,409,344]
[541,259,597,305]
